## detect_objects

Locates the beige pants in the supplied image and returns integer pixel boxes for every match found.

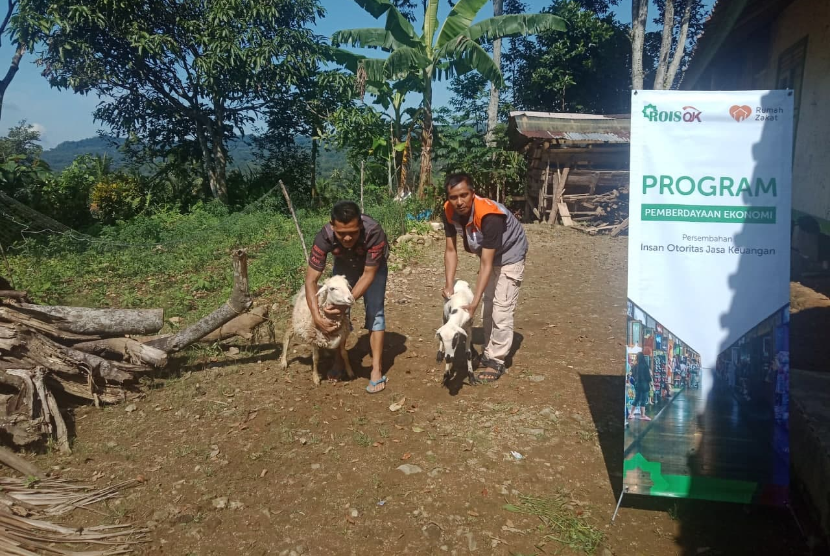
[482,259,524,364]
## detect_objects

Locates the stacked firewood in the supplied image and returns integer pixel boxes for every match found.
[0,250,269,452]
[566,186,629,236]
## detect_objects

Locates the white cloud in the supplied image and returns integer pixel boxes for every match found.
[30,122,47,136]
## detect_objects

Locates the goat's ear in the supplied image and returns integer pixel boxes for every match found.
[436,350,443,363]
[452,332,459,349]
[456,326,467,339]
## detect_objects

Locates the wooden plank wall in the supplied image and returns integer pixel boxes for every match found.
[524,143,630,223]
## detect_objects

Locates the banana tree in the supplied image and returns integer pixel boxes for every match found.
[333,0,566,198]
[368,79,421,197]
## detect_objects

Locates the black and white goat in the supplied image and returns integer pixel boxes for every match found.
[435,279,477,386]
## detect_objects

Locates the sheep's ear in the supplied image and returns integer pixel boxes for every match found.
[456,327,467,339]
[436,350,443,363]
[452,332,459,349]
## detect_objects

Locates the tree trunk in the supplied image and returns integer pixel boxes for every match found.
[0,43,24,123]
[631,0,649,89]
[486,0,504,147]
[15,304,163,336]
[199,304,270,343]
[418,77,433,199]
[211,136,229,204]
[388,122,394,194]
[653,0,676,90]
[72,338,168,368]
[145,250,251,353]
[195,121,218,199]
[311,137,319,205]
[666,0,695,88]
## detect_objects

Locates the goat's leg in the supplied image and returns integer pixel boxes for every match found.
[465,326,478,385]
[443,359,453,385]
[466,348,478,385]
[280,326,293,370]
[341,342,355,379]
[312,345,321,386]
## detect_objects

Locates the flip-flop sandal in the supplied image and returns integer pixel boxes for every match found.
[475,368,504,383]
[366,376,387,394]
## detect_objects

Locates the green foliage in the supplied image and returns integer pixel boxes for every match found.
[5,198,427,320]
[434,110,525,205]
[19,0,330,203]
[0,121,43,162]
[90,173,146,224]
[507,0,631,114]
[333,0,565,194]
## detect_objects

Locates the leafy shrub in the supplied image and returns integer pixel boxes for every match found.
[90,174,145,224]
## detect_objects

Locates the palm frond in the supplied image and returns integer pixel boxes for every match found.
[384,46,431,80]
[332,28,403,51]
[423,0,440,46]
[352,0,395,19]
[436,37,504,88]
[436,0,489,48]
[349,0,421,48]
[464,13,567,43]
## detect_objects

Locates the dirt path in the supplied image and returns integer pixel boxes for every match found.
[30,226,814,556]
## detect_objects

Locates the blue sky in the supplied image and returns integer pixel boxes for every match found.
[1,0,712,148]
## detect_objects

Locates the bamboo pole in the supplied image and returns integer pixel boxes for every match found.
[360,160,365,212]
[279,180,308,262]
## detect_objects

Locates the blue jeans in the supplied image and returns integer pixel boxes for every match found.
[332,263,387,332]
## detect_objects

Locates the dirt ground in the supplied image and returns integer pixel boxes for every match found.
[25,225,826,556]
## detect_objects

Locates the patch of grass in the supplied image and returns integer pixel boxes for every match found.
[352,431,372,447]
[173,444,195,458]
[7,200,428,321]
[503,493,604,555]
[378,427,390,439]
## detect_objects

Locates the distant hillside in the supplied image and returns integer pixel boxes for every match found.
[41,135,347,175]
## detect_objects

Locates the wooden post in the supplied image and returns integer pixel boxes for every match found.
[539,163,550,223]
[279,180,308,262]
[549,166,571,226]
[360,160,365,212]
[145,250,252,354]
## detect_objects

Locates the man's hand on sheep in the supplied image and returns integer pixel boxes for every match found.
[461,300,480,318]
[313,314,341,334]
[321,305,343,319]
[442,285,454,300]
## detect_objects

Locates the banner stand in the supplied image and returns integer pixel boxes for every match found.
[623,89,793,508]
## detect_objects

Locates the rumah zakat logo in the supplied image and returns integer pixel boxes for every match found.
[729,105,752,122]
[642,104,702,123]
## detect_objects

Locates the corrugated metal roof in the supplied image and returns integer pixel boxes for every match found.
[508,111,630,149]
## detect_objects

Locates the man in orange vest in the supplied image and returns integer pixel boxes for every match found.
[442,173,528,382]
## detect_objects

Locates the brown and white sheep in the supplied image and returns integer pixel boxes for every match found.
[280,275,355,386]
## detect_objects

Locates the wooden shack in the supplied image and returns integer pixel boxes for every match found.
[507,111,630,234]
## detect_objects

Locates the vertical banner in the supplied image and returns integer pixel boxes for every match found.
[624,90,793,504]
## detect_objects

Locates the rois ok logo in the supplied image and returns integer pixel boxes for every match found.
[642,104,702,123]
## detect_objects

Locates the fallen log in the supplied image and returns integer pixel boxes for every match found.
[16,304,163,336]
[610,217,629,237]
[0,446,43,478]
[72,338,168,368]
[146,249,252,353]
[199,304,270,343]
[0,324,143,384]
[0,307,99,343]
